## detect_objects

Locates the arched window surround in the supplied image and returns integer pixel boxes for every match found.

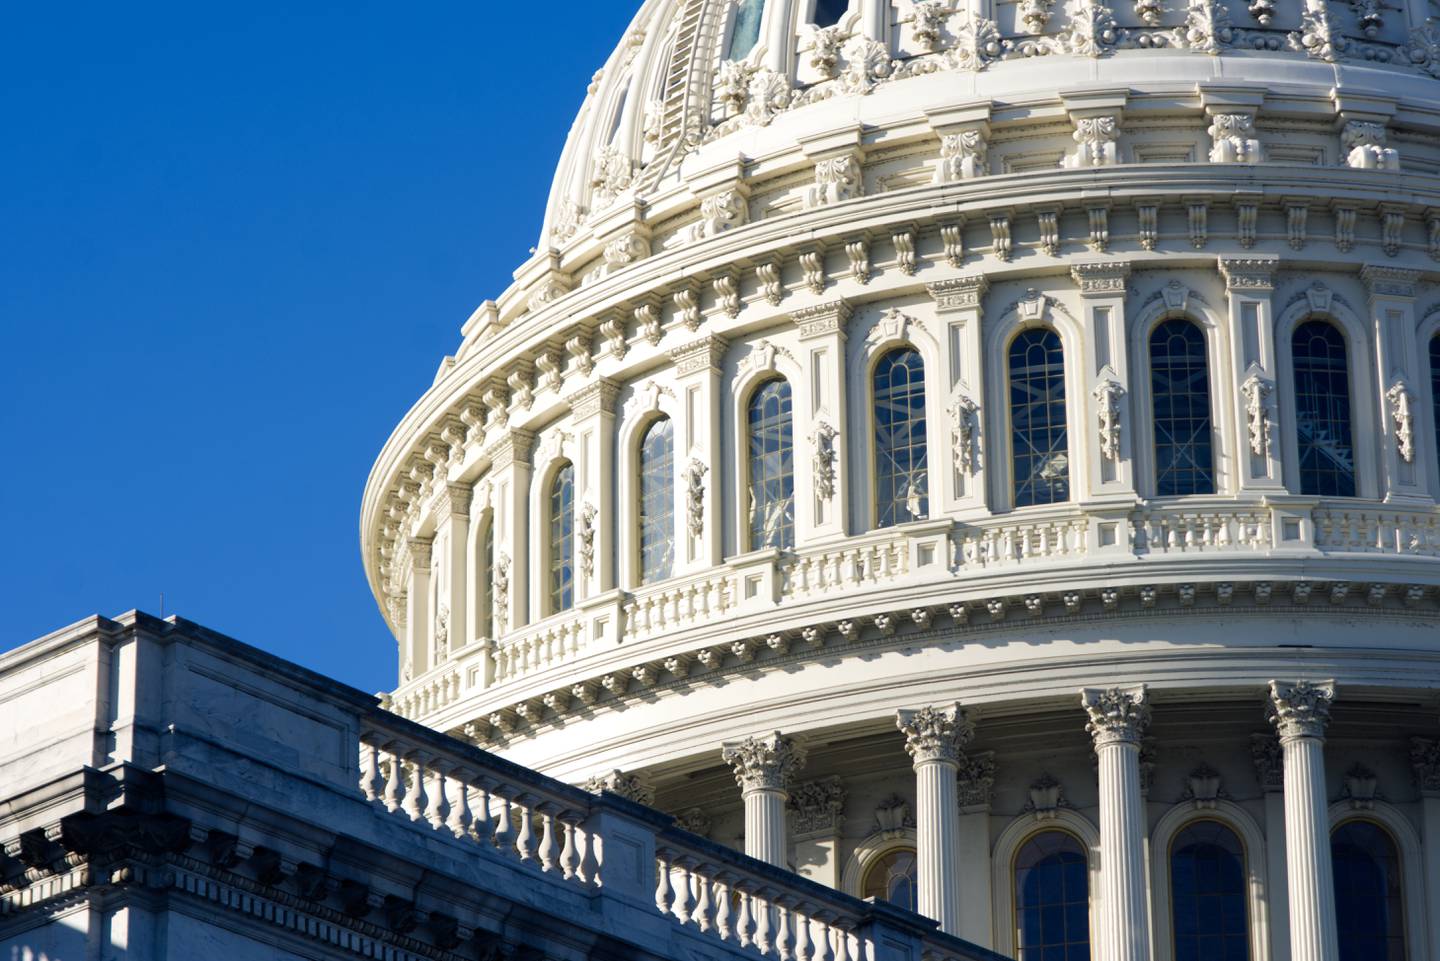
[1412,312,1440,501]
[618,387,685,590]
[983,302,1088,514]
[1273,300,1379,500]
[1127,297,1236,500]
[466,496,496,645]
[1150,802,1272,961]
[1326,801,1425,961]
[526,432,580,621]
[849,316,944,533]
[991,810,1101,960]
[729,349,808,557]
[839,828,918,897]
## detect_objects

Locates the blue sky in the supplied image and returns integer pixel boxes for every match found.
[1,2,636,693]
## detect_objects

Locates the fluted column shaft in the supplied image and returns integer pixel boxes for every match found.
[1081,686,1151,961]
[897,703,974,936]
[723,732,806,868]
[1270,680,1339,961]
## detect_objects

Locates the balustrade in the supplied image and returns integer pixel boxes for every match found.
[1130,507,1272,554]
[1314,507,1440,555]
[623,568,738,642]
[779,538,908,600]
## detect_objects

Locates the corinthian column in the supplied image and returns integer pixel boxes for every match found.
[1268,680,1339,961]
[896,703,973,935]
[722,732,806,867]
[1080,685,1151,961]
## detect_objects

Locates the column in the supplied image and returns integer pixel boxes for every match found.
[927,277,989,515]
[402,536,432,681]
[722,732,807,867]
[956,751,996,949]
[488,429,534,632]
[1268,679,1339,961]
[896,704,974,936]
[1252,733,1292,961]
[1071,262,1136,503]
[1080,685,1151,961]
[669,335,727,572]
[565,379,621,599]
[436,484,471,655]
[1361,266,1429,505]
[1409,737,1440,961]
[792,300,851,541]
[1218,257,1284,493]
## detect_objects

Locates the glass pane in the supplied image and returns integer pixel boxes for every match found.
[747,379,795,550]
[1151,319,1215,496]
[873,348,929,528]
[549,463,574,613]
[1171,821,1248,961]
[1293,320,1356,497]
[1015,832,1090,961]
[639,418,675,584]
[728,0,766,60]
[1010,329,1070,507]
[861,848,918,913]
[811,0,849,26]
[1333,820,1406,961]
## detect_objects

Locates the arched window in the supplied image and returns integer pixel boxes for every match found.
[873,348,928,527]
[1014,830,1089,961]
[1430,334,1440,479]
[747,379,795,550]
[861,848,917,912]
[1332,820,1406,961]
[478,519,493,639]
[1010,329,1070,507]
[1170,820,1249,961]
[811,0,849,26]
[548,463,575,613]
[1151,319,1216,496]
[639,418,675,584]
[727,0,766,60]
[1292,320,1356,497]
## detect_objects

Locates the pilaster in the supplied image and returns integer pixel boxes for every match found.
[1219,257,1285,492]
[722,732,807,867]
[1361,266,1431,505]
[956,751,995,949]
[788,776,847,888]
[404,536,433,679]
[565,379,621,598]
[927,277,989,513]
[1410,736,1440,961]
[1071,262,1136,500]
[669,336,727,571]
[1267,679,1339,961]
[435,485,472,657]
[487,429,535,632]
[793,300,852,540]
[1253,732,1292,961]
[1080,685,1151,961]
[896,704,974,935]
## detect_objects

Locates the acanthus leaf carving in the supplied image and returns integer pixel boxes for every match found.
[1267,679,1335,740]
[896,703,976,764]
[813,421,839,501]
[684,458,708,538]
[721,732,807,793]
[788,776,847,834]
[950,395,981,476]
[1240,370,1275,457]
[1387,378,1416,463]
[1093,378,1124,461]
[1080,685,1150,746]
[578,500,597,580]
[1065,115,1120,168]
[935,129,989,183]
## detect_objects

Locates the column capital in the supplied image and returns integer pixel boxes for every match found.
[926,275,989,313]
[406,536,434,573]
[792,299,853,340]
[486,428,535,470]
[1267,679,1336,740]
[721,732,806,794]
[1360,264,1420,299]
[1218,256,1280,291]
[1070,261,1131,296]
[583,768,655,806]
[896,703,975,765]
[435,483,472,519]
[668,334,729,378]
[1080,685,1150,747]
[564,378,621,419]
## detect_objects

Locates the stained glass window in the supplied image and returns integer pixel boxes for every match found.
[1010,329,1070,507]
[873,348,928,527]
[862,848,917,912]
[727,0,766,60]
[1151,319,1215,496]
[1171,820,1249,961]
[1333,821,1406,961]
[478,519,493,639]
[1293,320,1356,497]
[811,0,849,26]
[1014,831,1090,961]
[747,379,795,550]
[639,418,675,584]
[549,463,574,613]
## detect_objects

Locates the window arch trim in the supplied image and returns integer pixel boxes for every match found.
[991,810,1100,960]
[1004,324,1074,510]
[1326,801,1424,961]
[838,829,918,897]
[617,386,684,590]
[729,348,807,557]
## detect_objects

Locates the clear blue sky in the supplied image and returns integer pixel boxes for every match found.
[1,2,636,693]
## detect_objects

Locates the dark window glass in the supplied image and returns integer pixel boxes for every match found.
[639,418,675,584]
[873,348,929,527]
[1430,335,1440,479]
[727,0,766,59]
[862,848,917,912]
[1015,831,1090,961]
[1010,329,1070,507]
[1292,320,1356,496]
[1333,820,1406,961]
[549,463,574,613]
[747,379,795,550]
[812,0,849,26]
[1171,820,1249,961]
[1151,319,1216,496]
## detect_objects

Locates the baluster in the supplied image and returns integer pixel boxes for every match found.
[514,800,535,861]
[492,792,515,854]
[811,917,833,961]
[714,877,732,939]
[755,891,772,955]
[776,901,792,961]
[736,887,754,947]
[403,754,428,822]
[832,925,851,961]
[425,762,449,829]
[537,809,558,872]
[578,823,600,884]
[655,853,673,914]
[447,774,472,838]
[793,907,811,961]
[672,861,692,923]
[381,750,405,813]
[360,739,384,803]
[470,780,493,843]
[559,816,579,879]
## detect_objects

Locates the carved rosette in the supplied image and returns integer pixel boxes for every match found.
[788,776,847,835]
[896,703,976,766]
[722,732,807,795]
[584,769,656,806]
[1080,685,1150,747]
[1267,679,1336,741]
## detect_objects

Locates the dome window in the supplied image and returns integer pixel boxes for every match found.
[1150,319,1215,496]
[1009,328,1071,508]
[726,0,766,60]
[1292,320,1355,497]
[810,0,849,27]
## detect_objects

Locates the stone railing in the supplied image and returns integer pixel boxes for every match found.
[779,533,910,601]
[387,663,461,720]
[491,612,587,686]
[1130,505,1274,554]
[622,566,740,643]
[1314,506,1440,556]
[952,513,1089,569]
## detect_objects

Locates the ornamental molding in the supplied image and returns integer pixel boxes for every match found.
[1218,256,1279,291]
[792,299,853,340]
[583,769,655,806]
[865,307,925,349]
[1410,737,1440,795]
[564,378,621,420]
[957,751,997,811]
[1387,378,1416,463]
[788,776,847,835]
[1180,763,1230,809]
[1207,112,1261,162]
[950,396,981,476]
[1081,685,1150,746]
[1093,376,1125,461]
[927,275,989,313]
[721,732,807,794]
[873,795,915,835]
[1267,679,1336,740]
[812,421,839,501]
[683,459,708,539]
[935,129,989,183]
[1250,732,1283,791]
[669,335,729,377]
[740,339,795,378]
[1240,368,1275,457]
[1361,265,1420,299]
[896,703,976,765]
[621,381,675,423]
[1024,773,1069,821]
[1070,261,1130,295]
[577,501,597,580]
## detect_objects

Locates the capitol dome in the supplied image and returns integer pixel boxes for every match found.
[361,1,1440,958]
